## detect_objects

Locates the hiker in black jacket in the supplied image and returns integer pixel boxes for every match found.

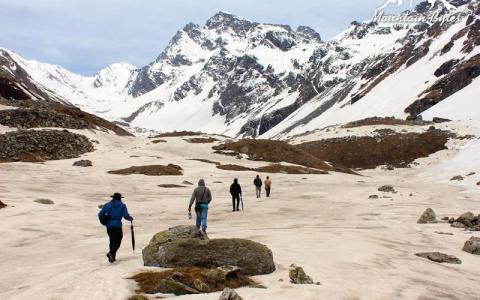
[254,175,262,198]
[230,178,242,211]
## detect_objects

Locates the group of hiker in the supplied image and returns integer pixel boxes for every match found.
[98,175,272,263]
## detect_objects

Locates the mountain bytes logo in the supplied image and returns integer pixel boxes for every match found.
[372,0,465,24]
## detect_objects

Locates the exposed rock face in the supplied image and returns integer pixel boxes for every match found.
[415,252,462,264]
[417,208,437,224]
[289,264,314,284]
[298,131,451,169]
[108,164,183,176]
[219,288,243,300]
[142,225,275,275]
[0,130,94,163]
[462,237,480,255]
[73,160,93,167]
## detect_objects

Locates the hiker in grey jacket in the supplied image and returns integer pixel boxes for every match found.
[188,179,212,233]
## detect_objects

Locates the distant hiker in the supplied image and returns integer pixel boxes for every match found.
[265,176,272,197]
[188,179,212,234]
[98,192,133,263]
[254,175,262,198]
[230,178,242,211]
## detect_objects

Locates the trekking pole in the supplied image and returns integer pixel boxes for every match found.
[130,221,135,252]
[241,195,244,211]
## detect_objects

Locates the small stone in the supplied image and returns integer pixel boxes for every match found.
[73,159,92,167]
[289,264,314,284]
[466,172,476,177]
[434,231,453,235]
[218,287,243,300]
[463,237,480,255]
[450,175,464,181]
[34,199,54,205]
[441,217,449,221]
[315,282,321,285]
[378,185,396,193]
[369,195,379,199]
[182,180,193,185]
[448,217,455,224]
[417,208,437,224]
[0,200,6,209]
[278,278,284,282]
[415,252,461,264]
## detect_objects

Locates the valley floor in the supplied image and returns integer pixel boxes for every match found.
[0,130,479,300]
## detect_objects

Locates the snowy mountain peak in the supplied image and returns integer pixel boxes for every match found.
[92,62,137,91]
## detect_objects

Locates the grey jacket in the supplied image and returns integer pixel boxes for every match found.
[189,179,212,209]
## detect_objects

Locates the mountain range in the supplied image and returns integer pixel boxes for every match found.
[0,0,479,137]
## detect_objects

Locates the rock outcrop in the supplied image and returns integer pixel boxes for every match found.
[108,164,183,176]
[417,208,437,224]
[462,237,480,255]
[415,252,462,264]
[34,199,54,205]
[378,185,397,193]
[0,130,94,163]
[142,225,275,275]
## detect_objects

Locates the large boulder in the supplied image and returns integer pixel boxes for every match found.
[143,226,275,275]
[417,208,437,224]
[455,212,477,228]
[463,237,480,255]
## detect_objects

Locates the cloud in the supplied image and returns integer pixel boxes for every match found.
[0,0,389,75]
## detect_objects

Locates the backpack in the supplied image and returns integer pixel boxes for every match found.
[99,204,112,226]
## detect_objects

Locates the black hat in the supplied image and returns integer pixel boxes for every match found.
[111,193,124,200]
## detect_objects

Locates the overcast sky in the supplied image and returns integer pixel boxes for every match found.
[0,0,413,75]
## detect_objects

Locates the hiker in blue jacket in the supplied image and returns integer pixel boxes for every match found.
[98,193,133,263]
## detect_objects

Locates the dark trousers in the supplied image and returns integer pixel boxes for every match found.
[107,227,123,259]
[266,187,271,197]
[232,195,240,210]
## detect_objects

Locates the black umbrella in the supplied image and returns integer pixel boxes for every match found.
[130,221,135,252]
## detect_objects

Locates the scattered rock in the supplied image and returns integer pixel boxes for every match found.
[0,200,6,209]
[378,185,396,193]
[441,216,449,221]
[73,159,92,167]
[462,237,480,255]
[219,288,243,300]
[108,164,183,176]
[289,264,314,284]
[184,137,219,144]
[434,231,453,235]
[369,195,379,199]
[182,181,194,185]
[455,212,476,228]
[188,158,221,165]
[158,184,185,188]
[432,117,451,123]
[466,172,476,177]
[415,252,461,264]
[142,225,275,276]
[0,130,94,163]
[128,296,149,300]
[34,199,54,205]
[448,217,455,224]
[417,208,437,224]
[450,175,464,181]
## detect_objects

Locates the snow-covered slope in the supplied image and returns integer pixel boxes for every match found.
[0,1,478,137]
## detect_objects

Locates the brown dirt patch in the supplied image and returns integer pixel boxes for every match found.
[188,158,221,165]
[343,117,430,128]
[151,139,167,144]
[158,184,186,188]
[184,137,219,144]
[153,131,202,138]
[298,130,451,169]
[130,267,255,295]
[108,164,183,176]
[213,139,351,173]
[217,164,253,171]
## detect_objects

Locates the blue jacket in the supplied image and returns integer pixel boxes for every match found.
[98,199,133,227]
